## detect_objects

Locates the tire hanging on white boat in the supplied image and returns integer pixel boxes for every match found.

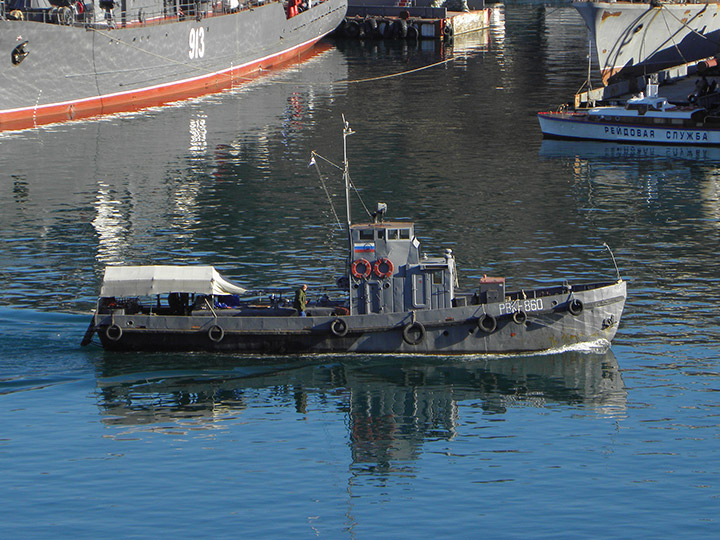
[568,299,583,316]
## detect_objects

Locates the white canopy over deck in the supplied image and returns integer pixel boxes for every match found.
[100,266,247,297]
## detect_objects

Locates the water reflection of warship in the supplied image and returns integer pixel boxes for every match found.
[95,350,626,464]
[0,45,348,310]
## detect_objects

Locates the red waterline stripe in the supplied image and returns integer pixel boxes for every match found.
[0,36,327,132]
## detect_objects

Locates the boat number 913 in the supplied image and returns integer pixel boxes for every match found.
[189,27,205,59]
[498,298,544,315]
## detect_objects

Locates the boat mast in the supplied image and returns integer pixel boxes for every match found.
[342,115,355,315]
[342,115,354,234]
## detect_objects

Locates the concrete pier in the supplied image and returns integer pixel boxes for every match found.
[339,0,492,40]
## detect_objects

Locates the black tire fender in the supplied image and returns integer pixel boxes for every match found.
[344,20,360,38]
[513,310,527,325]
[208,324,224,342]
[568,299,583,316]
[402,321,426,345]
[364,18,378,37]
[330,318,349,337]
[477,313,496,333]
[106,324,123,341]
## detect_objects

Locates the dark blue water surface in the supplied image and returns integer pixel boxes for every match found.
[2,4,719,538]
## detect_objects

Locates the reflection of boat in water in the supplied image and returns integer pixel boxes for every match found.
[538,77,720,145]
[0,0,347,131]
[95,350,627,462]
[574,0,720,86]
[539,138,720,163]
[83,120,627,354]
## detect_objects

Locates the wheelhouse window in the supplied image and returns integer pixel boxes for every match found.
[359,229,373,241]
[388,228,411,240]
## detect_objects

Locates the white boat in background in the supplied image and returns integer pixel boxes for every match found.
[574,0,720,85]
[538,78,720,145]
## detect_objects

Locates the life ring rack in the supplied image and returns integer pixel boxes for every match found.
[373,257,394,279]
[351,258,372,280]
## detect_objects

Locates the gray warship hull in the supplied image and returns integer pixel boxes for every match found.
[0,0,347,131]
[92,279,626,354]
[574,1,720,85]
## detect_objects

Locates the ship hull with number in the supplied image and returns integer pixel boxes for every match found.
[0,0,347,131]
[89,278,627,354]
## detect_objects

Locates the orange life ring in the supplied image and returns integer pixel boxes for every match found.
[351,258,372,279]
[373,257,394,279]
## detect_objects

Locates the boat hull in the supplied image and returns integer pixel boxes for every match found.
[537,111,720,145]
[0,0,347,131]
[574,1,720,85]
[92,280,626,354]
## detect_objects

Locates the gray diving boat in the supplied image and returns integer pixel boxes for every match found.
[83,120,627,354]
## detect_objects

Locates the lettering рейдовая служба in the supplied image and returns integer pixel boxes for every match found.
[604,125,710,142]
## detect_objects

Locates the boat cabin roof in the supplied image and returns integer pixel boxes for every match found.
[625,95,672,110]
[100,265,247,297]
[351,221,415,241]
[350,221,414,230]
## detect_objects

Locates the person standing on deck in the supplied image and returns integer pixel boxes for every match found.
[294,284,307,316]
